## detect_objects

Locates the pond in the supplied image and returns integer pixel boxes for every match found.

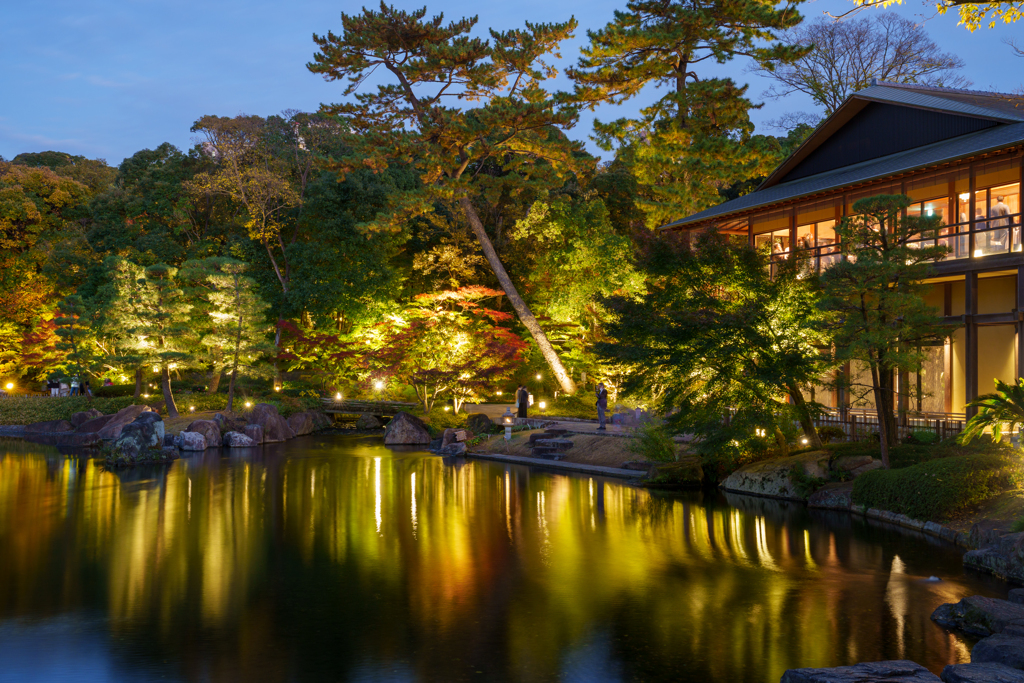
[0,435,1005,682]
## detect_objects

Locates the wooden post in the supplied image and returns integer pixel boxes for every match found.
[966,271,979,419]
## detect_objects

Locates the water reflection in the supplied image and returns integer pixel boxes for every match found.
[0,436,1004,682]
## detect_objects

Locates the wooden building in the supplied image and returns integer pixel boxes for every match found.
[662,82,1024,419]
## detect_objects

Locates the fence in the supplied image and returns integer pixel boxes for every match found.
[811,409,966,443]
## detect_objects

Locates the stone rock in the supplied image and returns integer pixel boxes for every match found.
[429,438,442,450]
[439,441,467,456]
[248,403,295,443]
[781,660,941,683]
[383,411,431,445]
[287,411,315,437]
[310,411,332,430]
[176,431,207,451]
[112,414,164,459]
[964,535,1024,584]
[465,413,492,435]
[70,409,103,428]
[720,451,831,501]
[943,662,1024,682]
[621,460,656,472]
[932,596,1024,638]
[640,458,704,490]
[441,428,457,448]
[1009,589,1024,605]
[242,424,263,445]
[134,412,165,444]
[832,454,874,472]
[808,481,854,510]
[972,634,1024,669]
[92,404,153,440]
[213,412,247,433]
[186,420,221,449]
[164,433,176,447]
[851,460,885,477]
[223,431,256,448]
[356,413,384,429]
[27,419,74,433]
[161,446,179,460]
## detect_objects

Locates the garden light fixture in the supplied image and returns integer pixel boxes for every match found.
[335,392,341,401]
[539,401,546,410]
[190,406,195,412]
[245,402,252,408]
[4,382,12,390]
[374,380,384,390]
[502,407,514,441]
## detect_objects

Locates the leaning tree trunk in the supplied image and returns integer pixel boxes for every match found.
[161,367,179,419]
[133,367,143,401]
[459,197,577,395]
[787,381,824,449]
[870,361,897,469]
[207,368,222,394]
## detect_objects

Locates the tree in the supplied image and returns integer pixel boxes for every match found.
[753,13,969,117]
[135,264,195,418]
[843,0,1021,33]
[200,260,274,412]
[569,0,808,227]
[600,230,835,465]
[371,287,527,412]
[96,256,155,399]
[818,195,952,468]
[52,295,98,397]
[308,3,583,394]
[12,151,116,196]
[960,378,1024,446]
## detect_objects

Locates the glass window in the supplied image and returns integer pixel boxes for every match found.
[795,223,814,250]
[817,220,836,246]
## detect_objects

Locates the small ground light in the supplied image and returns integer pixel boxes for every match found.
[5,383,12,390]
[274,386,281,392]
[444,406,451,412]
[335,392,341,400]
[496,390,503,396]
[539,401,546,410]
[536,374,541,380]
[245,402,252,408]
[801,437,809,445]
[374,380,384,390]
[189,406,195,412]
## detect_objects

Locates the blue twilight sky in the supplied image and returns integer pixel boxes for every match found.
[1,0,1021,166]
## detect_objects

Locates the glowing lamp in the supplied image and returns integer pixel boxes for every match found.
[496,390,503,396]
[274,386,281,392]
[189,406,195,412]
[444,406,451,412]
[4,382,12,390]
[536,373,542,380]
[143,394,149,398]
[801,437,809,445]
[335,392,342,401]
[539,401,547,410]
[974,249,983,258]
[245,401,252,408]
[374,380,384,390]
[502,407,514,441]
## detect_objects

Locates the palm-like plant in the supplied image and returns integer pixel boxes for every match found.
[960,378,1024,445]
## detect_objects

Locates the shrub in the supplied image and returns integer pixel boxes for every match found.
[93,384,136,398]
[852,452,1014,521]
[421,409,467,436]
[817,425,847,444]
[627,421,677,463]
[543,393,597,420]
[904,429,940,445]
[0,396,138,425]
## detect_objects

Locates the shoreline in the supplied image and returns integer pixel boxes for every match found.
[464,450,644,479]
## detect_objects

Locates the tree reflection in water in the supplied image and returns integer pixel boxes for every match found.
[0,436,1001,682]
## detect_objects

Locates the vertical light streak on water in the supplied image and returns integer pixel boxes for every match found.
[756,517,778,570]
[188,478,191,520]
[804,529,817,569]
[730,509,748,561]
[589,478,595,531]
[411,472,417,537]
[311,470,315,497]
[505,471,512,543]
[374,457,382,535]
[887,555,907,659]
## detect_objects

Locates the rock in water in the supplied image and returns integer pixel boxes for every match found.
[972,634,1024,669]
[441,428,457,448]
[356,413,384,429]
[780,661,941,682]
[720,451,832,500]
[640,458,704,490]
[92,404,154,441]
[942,662,1024,682]
[384,412,431,445]
[248,403,295,443]
[439,441,466,456]
[465,413,492,435]
[176,431,207,451]
[186,419,221,449]
[134,412,165,443]
[223,431,256,448]
[287,411,315,436]
[27,419,74,433]
[112,413,165,460]
[70,409,103,428]
[932,596,1024,637]
[213,412,247,433]
[808,482,855,510]
[243,424,263,445]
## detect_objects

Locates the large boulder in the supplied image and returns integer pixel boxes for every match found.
[176,431,207,451]
[972,634,1024,670]
[720,451,831,501]
[441,428,457,448]
[287,411,315,436]
[112,413,164,459]
[932,596,1024,638]
[465,413,492,435]
[964,534,1024,583]
[70,409,103,428]
[808,481,855,510]
[242,424,263,445]
[384,412,431,445]
[310,410,331,430]
[248,403,294,443]
[134,411,165,444]
[90,404,153,440]
[27,419,74,433]
[356,413,384,429]
[75,413,114,435]
[223,431,256,448]
[186,420,221,449]
[780,661,941,683]
[640,458,703,490]
[942,662,1024,682]
[439,441,467,456]
[213,412,247,433]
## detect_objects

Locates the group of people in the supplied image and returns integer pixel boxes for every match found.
[512,381,610,430]
[45,377,92,397]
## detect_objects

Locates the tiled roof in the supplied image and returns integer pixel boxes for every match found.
[663,121,1024,230]
[860,82,1024,122]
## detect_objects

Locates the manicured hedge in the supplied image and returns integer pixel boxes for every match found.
[852,452,1014,521]
[0,396,138,425]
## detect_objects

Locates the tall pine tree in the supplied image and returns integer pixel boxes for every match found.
[136,264,194,418]
[570,0,808,227]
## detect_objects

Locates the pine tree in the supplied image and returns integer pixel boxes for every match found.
[52,295,98,398]
[308,4,583,394]
[200,260,274,412]
[569,0,808,227]
[96,256,152,399]
[136,264,194,418]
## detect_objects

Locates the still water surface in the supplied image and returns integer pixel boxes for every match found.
[0,435,1007,682]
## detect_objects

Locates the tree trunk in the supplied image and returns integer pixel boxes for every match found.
[458,196,577,395]
[773,426,789,457]
[228,287,244,412]
[134,367,143,401]
[227,365,238,413]
[207,368,222,394]
[869,360,897,468]
[787,381,824,449]
[161,367,178,419]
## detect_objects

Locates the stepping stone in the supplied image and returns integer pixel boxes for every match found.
[933,597,1024,637]
[972,634,1024,670]
[781,660,940,682]
[942,662,1024,682]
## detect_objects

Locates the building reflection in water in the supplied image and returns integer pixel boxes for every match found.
[0,436,1004,682]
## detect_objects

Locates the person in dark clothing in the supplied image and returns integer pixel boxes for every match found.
[516,384,529,418]
[595,383,608,430]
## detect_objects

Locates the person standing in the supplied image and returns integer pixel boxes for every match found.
[48,379,59,397]
[516,384,529,419]
[595,383,608,431]
[70,377,79,396]
[82,379,92,397]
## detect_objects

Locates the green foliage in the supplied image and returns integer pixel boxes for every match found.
[421,409,467,436]
[545,393,597,419]
[819,194,953,462]
[817,425,847,444]
[789,464,828,498]
[0,396,136,425]
[961,378,1024,446]
[906,429,940,445]
[852,452,1015,521]
[627,421,677,463]
[93,384,136,398]
[1012,516,1024,534]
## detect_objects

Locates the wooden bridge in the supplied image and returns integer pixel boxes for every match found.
[320,398,417,418]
